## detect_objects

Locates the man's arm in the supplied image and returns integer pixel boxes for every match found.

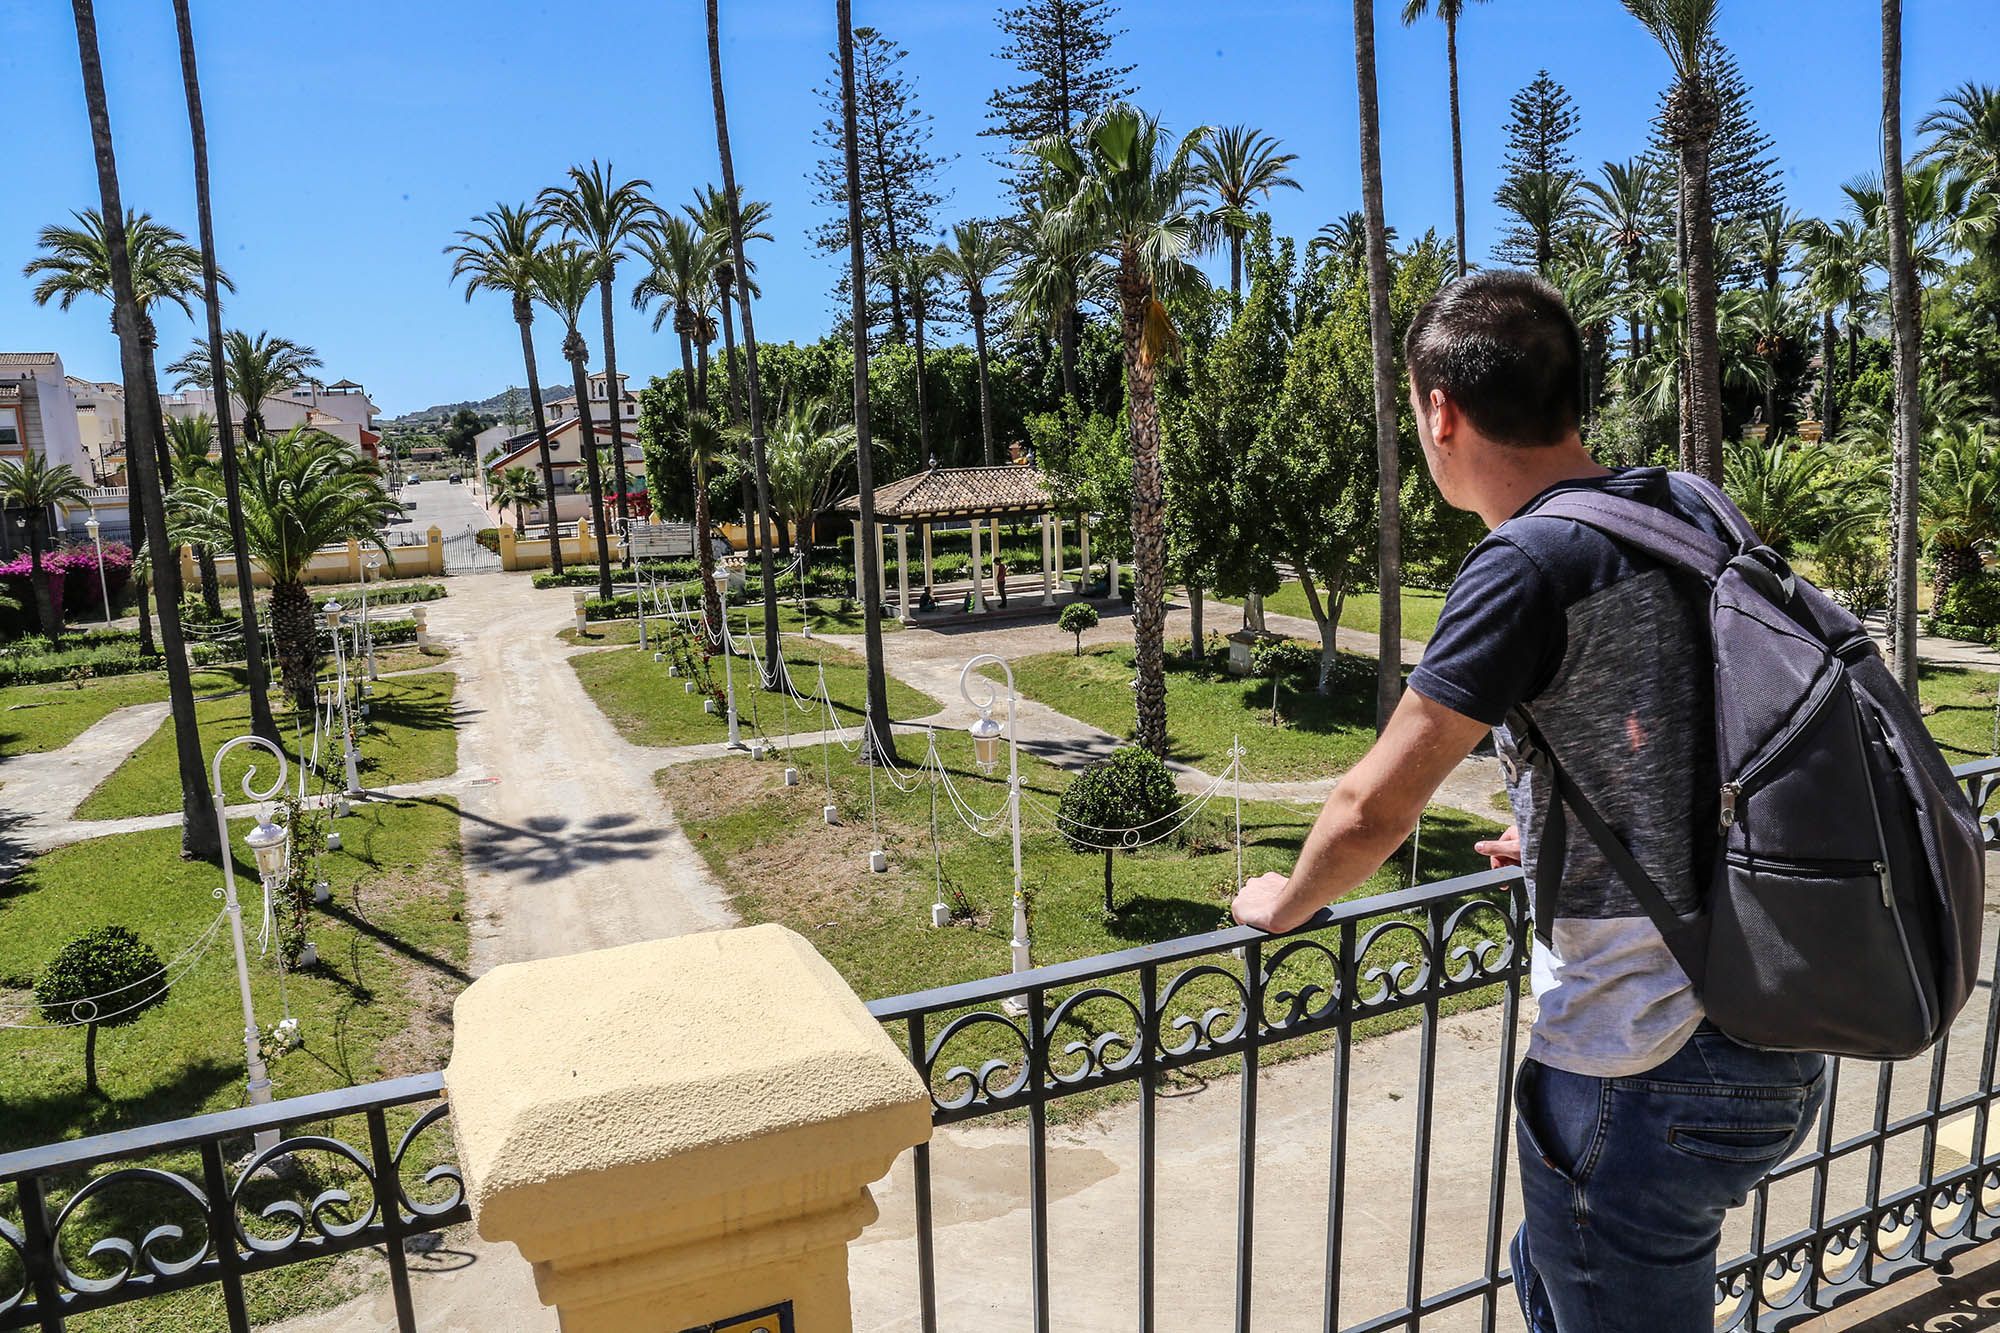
[1230,690,1491,933]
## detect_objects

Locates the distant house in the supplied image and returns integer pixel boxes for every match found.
[0,353,117,555]
[68,376,126,485]
[477,370,644,525]
[162,377,384,461]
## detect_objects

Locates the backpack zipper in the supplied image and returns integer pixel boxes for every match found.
[1717,670,1842,831]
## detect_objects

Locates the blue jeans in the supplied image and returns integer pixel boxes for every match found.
[1511,1027,1826,1333]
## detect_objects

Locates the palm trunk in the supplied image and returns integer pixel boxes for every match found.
[1059,305,1080,409]
[197,548,222,617]
[1821,308,1840,438]
[1680,130,1726,484]
[598,277,633,543]
[709,0,782,685]
[27,523,56,639]
[85,1022,100,1097]
[1447,13,1468,279]
[912,300,933,463]
[1119,268,1169,758]
[173,0,275,743]
[70,0,219,859]
[1189,585,1205,661]
[971,301,996,465]
[1882,0,1923,699]
[568,351,613,601]
[1355,0,1403,733]
[840,0,897,762]
[1229,231,1243,308]
[270,579,318,712]
[516,303,563,574]
[679,327,724,640]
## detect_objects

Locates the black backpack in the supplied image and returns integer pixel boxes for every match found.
[1509,473,1985,1061]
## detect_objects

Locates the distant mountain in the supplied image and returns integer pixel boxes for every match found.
[384,385,555,428]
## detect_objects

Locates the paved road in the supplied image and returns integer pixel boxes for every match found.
[386,479,492,545]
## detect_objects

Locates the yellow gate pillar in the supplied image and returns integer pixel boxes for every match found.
[426,526,444,575]
[447,925,931,1333]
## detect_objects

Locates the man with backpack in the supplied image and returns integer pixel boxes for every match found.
[1231,271,1979,1332]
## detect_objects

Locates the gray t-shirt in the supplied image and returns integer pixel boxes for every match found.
[1409,468,1730,1077]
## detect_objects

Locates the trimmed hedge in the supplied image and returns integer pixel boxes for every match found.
[0,639,229,687]
[315,582,445,610]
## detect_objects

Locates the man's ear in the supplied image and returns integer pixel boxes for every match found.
[1428,388,1456,448]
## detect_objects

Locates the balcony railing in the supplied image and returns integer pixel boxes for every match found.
[0,1073,464,1333]
[3,760,1997,1331]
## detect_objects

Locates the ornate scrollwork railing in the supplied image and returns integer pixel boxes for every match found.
[868,756,2000,1333]
[0,1072,464,1333]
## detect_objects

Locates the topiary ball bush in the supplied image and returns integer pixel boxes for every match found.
[1057,746,1181,914]
[1057,602,1100,654]
[35,924,167,1096]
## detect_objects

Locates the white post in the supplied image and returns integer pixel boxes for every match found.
[1109,550,1121,602]
[922,523,934,595]
[895,525,911,621]
[210,734,287,1155]
[959,656,1028,1000]
[969,519,986,613]
[87,517,111,624]
[717,575,746,753]
[326,603,362,796]
[877,526,890,609]
[1048,512,1064,608]
[851,519,865,604]
[1051,513,1064,590]
[362,557,379,682]
[1079,514,1092,595]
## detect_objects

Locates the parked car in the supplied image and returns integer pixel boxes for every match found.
[405,473,420,485]
[448,472,462,485]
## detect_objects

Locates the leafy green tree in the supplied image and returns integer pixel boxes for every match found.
[1035,105,1212,756]
[1057,746,1179,913]
[0,453,92,640]
[540,162,659,534]
[1400,0,1492,277]
[448,203,564,572]
[36,924,166,1097]
[172,426,397,709]
[1058,600,1098,654]
[983,0,1136,208]
[812,24,950,339]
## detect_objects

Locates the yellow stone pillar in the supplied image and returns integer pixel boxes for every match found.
[426,526,444,576]
[499,526,518,571]
[347,537,364,580]
[579,516,595,563]
[446,926,931,1333]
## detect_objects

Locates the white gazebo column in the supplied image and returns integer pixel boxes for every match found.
[921,523,934,594]
[1079,515,1092,596]
[851,519,866,604]
[877,526,890,608]
[895,525,911,620]
[1051,513,1064,590]
[1040,514,1055,605]
[969,519,986,613]
[1109,548,1121,602]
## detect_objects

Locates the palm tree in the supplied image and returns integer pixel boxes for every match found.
[932,221,1015,466]
[706,0,785,681]
[1582,158,1663,361]
[1195,124,1302,305]
[1722,439,1856,555]
[1006,187,1115,413]
[1799,218,1871,438]
[171,0,276,742]
[1035,105,1213,755]
[1880,0,1923,697]
[0,453,91,640]
[872,247,943,458]
[164,413,223,616]
[1552,235,1622,430]
[539,163,658,539]
[165,331,320,442]
[1355,0,1405,729]
[1400,0,1490,278]
[1919,82,2000,190]
[491,466,544,536]
[766,398,857,569]
[448,204,564,573]
[1743,285,1805,435]
[1622,0,1726,483]
[1914,425,2000,603]
[530,243,615,601]
[64,0,218,859]
[1307,211,1397,281]
[632,214,728,636]
[173,426,396,711]
[684,184,774,426]
[1747,206,1806,294]
[1494,170,1578,277]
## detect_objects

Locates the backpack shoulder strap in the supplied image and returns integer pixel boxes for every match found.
[1672,471,1761,549]
[1516,489,1737,582]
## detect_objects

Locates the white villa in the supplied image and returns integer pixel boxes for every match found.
[0,352,127,552]
[475,370,645,525]
[162,377,383,460]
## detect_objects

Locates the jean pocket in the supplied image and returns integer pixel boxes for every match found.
[1667,1121,1800,1164]
[1516,1059,1603,1182]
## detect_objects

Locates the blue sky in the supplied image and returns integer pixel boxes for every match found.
[2,1,1992,417]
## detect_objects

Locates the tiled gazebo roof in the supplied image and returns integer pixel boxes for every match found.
[836,465,1053,523]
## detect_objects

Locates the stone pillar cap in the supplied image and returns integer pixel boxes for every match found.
[447,925,931,1248]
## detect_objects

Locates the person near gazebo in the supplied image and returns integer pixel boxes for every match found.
[995,559,1009,608]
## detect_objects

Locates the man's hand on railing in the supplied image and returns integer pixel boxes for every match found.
[1230,871,1295,933]
[1476,824,1522,869]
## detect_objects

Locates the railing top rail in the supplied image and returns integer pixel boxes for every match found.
[865,864,1524,1020]
[0,1070,445,1180]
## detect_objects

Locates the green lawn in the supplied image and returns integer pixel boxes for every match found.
[660,737,1506,1115]
[571,639,939,749]
[561,596,898,645]
[0,669,243,759]
[996,643,1385,782]
[75,672,458,820]
[1921,664,2000,762]
[1234,583,1449,644]
[0,797,465,1331]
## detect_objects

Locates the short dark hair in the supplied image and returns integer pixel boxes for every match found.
[1403,271,1582,447]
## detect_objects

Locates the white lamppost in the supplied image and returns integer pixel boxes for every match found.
[324,602,362,796]
[960,654,1028,992]
[361,555,380,682]
[714,570,746,752]
[84,515,111,625]
[211,733,289,1154]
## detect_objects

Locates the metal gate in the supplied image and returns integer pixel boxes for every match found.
[442,529,500,573]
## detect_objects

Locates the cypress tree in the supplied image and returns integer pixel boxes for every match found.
[812,25,951,342]
[983,0,1136,207]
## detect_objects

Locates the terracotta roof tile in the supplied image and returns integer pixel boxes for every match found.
[837,465,1053,521]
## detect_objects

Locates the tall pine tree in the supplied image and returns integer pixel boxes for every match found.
[1493,70,1583,272]
[1648,40,1783,283]
[983,0,1136,209]
[812,25,951,341]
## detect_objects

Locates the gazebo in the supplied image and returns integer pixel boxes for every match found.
[834,464,1107,618]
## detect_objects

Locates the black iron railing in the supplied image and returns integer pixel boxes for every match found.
[865,756,2000,1333]
[0,1072,464,1333]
